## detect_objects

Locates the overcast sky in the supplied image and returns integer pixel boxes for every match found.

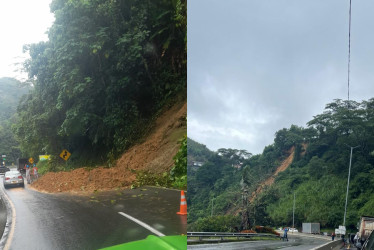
[0,0,54,80]
[188,0,374,155]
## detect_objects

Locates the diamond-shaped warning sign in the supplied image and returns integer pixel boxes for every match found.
[59,149,71,161]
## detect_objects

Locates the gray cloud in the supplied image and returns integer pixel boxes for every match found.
[188,0,374,154]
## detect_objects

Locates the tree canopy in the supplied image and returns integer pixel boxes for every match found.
[13,0,186,167]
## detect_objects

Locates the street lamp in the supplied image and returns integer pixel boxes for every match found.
[343,145,360,228]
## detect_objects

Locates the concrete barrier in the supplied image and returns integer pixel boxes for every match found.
[0,185,14,250]
[312,239,342,250]
[0,196,6,239]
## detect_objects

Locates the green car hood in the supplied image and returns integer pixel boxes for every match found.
[100,235,186,250]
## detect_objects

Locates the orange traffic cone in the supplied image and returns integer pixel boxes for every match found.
[177,190,187,215]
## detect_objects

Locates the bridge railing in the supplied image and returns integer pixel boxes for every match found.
[187,231,280,243]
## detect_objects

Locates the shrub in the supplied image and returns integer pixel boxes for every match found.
[188,215,240,232]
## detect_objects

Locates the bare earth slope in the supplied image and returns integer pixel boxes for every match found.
[32,102,187,193]
[249,147,295,202]
[249,143,307,202]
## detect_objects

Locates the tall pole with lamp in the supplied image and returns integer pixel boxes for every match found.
[343,145,359,229]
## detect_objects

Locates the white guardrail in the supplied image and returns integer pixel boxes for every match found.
[187,232,280,242]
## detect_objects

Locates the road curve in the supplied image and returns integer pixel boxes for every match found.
[0,178,186,250]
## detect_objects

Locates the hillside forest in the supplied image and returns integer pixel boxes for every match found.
[188,98,374,232]
[5,0,186,172]
[0,78,30,163]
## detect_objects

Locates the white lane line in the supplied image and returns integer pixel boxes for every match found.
[118,212,165,237]
[3,191,16,250]
[0,179,17,250]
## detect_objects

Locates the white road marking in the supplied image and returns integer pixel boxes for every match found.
[118,212,165,237]
[0,179,17,250]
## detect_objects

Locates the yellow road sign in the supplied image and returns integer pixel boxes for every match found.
[29,158,34,164]
[39,155,51,161]
[60,149,71,161]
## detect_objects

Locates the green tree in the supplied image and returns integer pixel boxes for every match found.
[16,0,186,168]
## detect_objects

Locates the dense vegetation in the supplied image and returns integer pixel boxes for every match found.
[12,0,186,169]
[188,98,374,232]
[0,78,30,164]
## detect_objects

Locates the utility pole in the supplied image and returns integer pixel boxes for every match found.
[211,198,213,217]
[343,145,360,228]
[253,199,256,227]
[293,192,295,230]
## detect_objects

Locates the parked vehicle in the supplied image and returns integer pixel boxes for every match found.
[16,158,28,174]
[0,165,10,174]
[3,170,24,188]
[358,216,374,244]
[361,230,374,249]
[289,228,298,233]
[302,223,320,234]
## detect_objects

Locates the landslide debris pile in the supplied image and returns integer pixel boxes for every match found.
[32,102,186,193]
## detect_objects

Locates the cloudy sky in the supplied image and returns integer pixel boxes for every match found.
[188,0,374,155]
[0,0,54,80]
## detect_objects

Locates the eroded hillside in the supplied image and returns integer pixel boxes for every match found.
[31,102,186,193]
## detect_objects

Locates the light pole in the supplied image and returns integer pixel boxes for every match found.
[293,192,295,230]
[343,145,360,228]
[211,198,214,217]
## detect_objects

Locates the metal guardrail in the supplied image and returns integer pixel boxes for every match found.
[187,232,280,242]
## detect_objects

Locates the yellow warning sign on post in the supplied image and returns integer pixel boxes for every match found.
[60,149,71,161]
[29,158,34,164]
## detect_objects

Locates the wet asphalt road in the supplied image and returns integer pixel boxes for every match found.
[188,234,331,250]
[0,177,186,250]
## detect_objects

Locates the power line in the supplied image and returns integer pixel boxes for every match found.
[347,0,352,102]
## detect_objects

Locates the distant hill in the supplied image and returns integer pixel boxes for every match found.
[187,98,374,233]
[0,77,30,121]
[187,137,214,173]
[0,77,30,164]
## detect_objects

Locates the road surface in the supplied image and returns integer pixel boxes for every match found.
[0,176,186,250]
[188,233,331,250]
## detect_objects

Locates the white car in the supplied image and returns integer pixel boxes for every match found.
[289,228,298,232]
[3,170,24,188]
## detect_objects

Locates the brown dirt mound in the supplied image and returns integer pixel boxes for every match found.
[32,102,187,193]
